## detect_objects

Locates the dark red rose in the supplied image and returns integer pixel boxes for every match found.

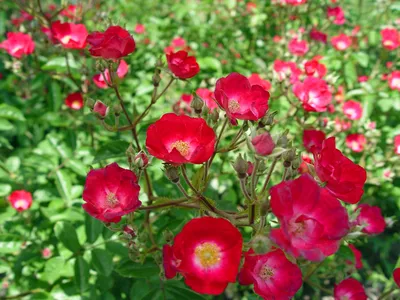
[166,50,200,79]
[303,129,326,152]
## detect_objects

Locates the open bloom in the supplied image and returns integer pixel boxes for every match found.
[163,217,243,295]
[334,278,367,300]
[273,60,302,83]
[238,249,302,299]
[346,133,366,152]
[0,32,35,58]
[87,26,135,59]
[288,38,309,56]
[355,204,386,235]
[314,137,367,204]
[51,21,87,49]
[343,100,363,120]
[92,60,129,88]
[303,129,326,152]
[388,71,400,91]
[248,73,271,91]
[196,88,218,111]
[65,92,84,110]
[304,59,327,78]
[310,28,327,43]
[331,33,352,51]
[146,113,216,164]
[166,50,200,79]
[394,135,400,155]
[214,72,270,125]
[327,6,346,25]
[293,77,332,112]
[82,163,141,223]
[8,190,32,212]
[381,28,400,50]
[270,174,349,261]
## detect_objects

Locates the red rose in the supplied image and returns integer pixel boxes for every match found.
[293,77,332,112]
[303,129,326,152]
[273,60,302,83]
[270,174,349,261]
[327,6,346,25]
[248,73,271,91]
[60,4,82,20]
[334,278,367,300]
[145,113,216,165]
[314,137,367,204]
[238,249,302,299]
[388,71,400,91]
[65,92,84,110]
[335,117,352,132]
[8,190,32,212]
[348,244,363,269]
[166,50,200,79]
[345,133,366,152]
[196,88,218,111]
[162,217,243,295]
[288,38,309,56]
[51,21,87,49]
[343,100,363,120]
[381,28,400,51]
[0,32,35,58]
[304,59,327,78]
[251,132,275,156]
[92,59,129,89]
[93,100,109,117]
[355,204,386,235]
[394,135,400,155]
[286,0,307,5]
[87,26,136,59]
[394,268,400,288]
[310,28,327,44]
[82,163,141,223]
[134,24,145,34]
[331,33,352,51]
[214,72,270,125]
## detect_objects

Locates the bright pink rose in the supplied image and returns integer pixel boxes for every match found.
[51,21,87,49]
[327,6,346,25]
[134,24,145,34]
[286,0,307,5]
[310,28,327,43]
[334,117,352,132]
[303,129,326,152]
[348,244,363,269]
[334,278,367,300]
[42,248,52,259]
[304,59,327,78]
[346,133,366,152]
[93,100,109,117]
[270,174,349,261]
[394,135,400,155]
[166,50,200,79]
[238,249,302,299]
[61,5,82,20]
[358,75,368,82]
[252,132,275,156]
[248,73,271,91]
[273,60,302,83]
[331,33,352,51]
[82,163,141,223]
[314,137,367,204]
[288,38,309,56]
[293,77,332,112]
[343,100,363,120]
[388,71,400,91]
[93,60,129,89]
[214,72,270,125]
[172,37,186,48]
[196,88,218,111]
[0,32,35,58]
[381,28,400,50]
[356,204,386,235]
[8,190,32,212]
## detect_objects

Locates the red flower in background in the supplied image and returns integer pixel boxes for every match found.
[335,117,352,132]
[93,60,129,88]
[304,59,327,78]
[334,278,367,300]
[298,155,313,174]
[238,249,302,299]
[196,88,218,111]
[61,4,82,20]
[393,268,400,288]
[134,24,145,34]
[8,190,32,212]
[286,0,307,5]
[0,32,35,58]
[166,50,200,79]
[394,135,400,155]
[51,21,87,49]
[314,137,366,204]
[303,129,326,152]
[348,244,363,269]
[172,37,186,48]
[248,73,271,91]
[146,113,216,164]
[270,174,349,261]
[346,133,366,152]
[293,77,332,112]
[65,92,84,110]
[288,38,309,56]
[381,28,400,50]
[343,100,363,120]
[388,71,400,91]
[331,33,352,51]
[82,163,141,223]
[87,26,135,59]
[356,204,386,235]
[273,60,302,83]
[252,132,275,156]
[327,6,346,25]
[163,217,243,295]
[214,72,270,125]
[310,28,327,43]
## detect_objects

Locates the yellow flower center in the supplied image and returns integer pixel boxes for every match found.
[106,192,119,208]
[71,101,81,109]
[259,264,274,280]
[194,242,221,269]
[14,199,27,209]
[228,100,240,113]
[60,35,71,44]
[171,140,190,157]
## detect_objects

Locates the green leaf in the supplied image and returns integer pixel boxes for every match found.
[354,52,369,68]
[0,184,12,197]
[66,159,87,177]
[41,257,65,284]
[0,136,13,149]
[50,81,62,111]
[85,214,103,244]
[0,118,14,131]
[0,104,25,121]
[93,140,130,163]
[344,60,357,89]
[0,234,23,253]
[115,258,159,278]
[74,256,90,294]
[55,221,81,253]
[55,170,72,202]
[91,249,113,276]
[5,156,20,173]
[42,55,79,72]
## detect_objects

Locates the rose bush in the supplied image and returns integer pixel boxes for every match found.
[1,0,400,299]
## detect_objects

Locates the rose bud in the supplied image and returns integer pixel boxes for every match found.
[8,190,32,212]
[250,235,272,254]
[164,165,180,183]
[166,50,200,79]
[334,278,367,300]
[123,225,136,237]
[93,100,109,118]
[0,32,35,58]
[251,132,275,156]
[87,26,136,59]
[51,21,88,49]
[232,154,249,178]
[134,151,149,169]
[190,94,204,114]
[347,244,363,269]
[247,161,254,176]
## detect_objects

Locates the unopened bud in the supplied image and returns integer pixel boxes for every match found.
[283,149,296,162]
[123,225,136,237]
[134,151,149,169]
[246,161,254,176]
[251,235,272,254]
[85,97,95,109]
[113,104,122,116]
[291,156,301,170]
[165,165,180,183]
[277,135,288,148]
[190,94,204,114]
[252,132,275,156]
[163,229,174,243]
[260,199,269,216]
[210,109,220,122]
[232,154,248,179]
[93,100,109,118]
[258,160,267,173]
[259,111,277,127]
[152,72,161,87]
[95,60,106,72]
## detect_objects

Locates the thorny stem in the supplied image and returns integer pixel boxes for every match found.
[378,287,396,300]
[260,157,279,195]
[251,158,261,200]
[176,182,192,199]
[208,118,229,168]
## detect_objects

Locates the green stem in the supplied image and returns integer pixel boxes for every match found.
[260,157,279,195]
